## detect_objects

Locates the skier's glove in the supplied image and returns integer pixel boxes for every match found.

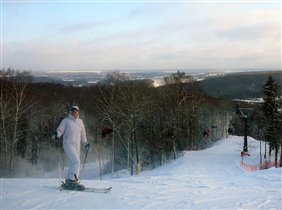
[85,143,91,151]
[51,131,58,141]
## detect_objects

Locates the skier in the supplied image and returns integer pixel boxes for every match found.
[55,105,90,190]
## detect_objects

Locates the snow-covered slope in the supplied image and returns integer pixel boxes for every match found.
[1,136,281,209]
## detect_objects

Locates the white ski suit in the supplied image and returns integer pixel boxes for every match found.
[57,114,88,180]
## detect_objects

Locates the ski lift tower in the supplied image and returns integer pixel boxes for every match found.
[238,107,254,152]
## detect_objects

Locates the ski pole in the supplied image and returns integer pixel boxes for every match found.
[80,146,89,180]
[53,132,63,184]
[97,145,103,180]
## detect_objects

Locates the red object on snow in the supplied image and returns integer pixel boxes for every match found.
[102,127,113,138]
[241,151,250,157]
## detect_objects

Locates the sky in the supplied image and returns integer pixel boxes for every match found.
[1,0,281,72]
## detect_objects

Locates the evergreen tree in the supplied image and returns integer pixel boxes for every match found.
[261,76,281,166]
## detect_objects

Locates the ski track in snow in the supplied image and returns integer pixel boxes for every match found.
[1,136,281,210]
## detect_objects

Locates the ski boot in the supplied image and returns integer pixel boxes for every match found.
[61,179,85,191]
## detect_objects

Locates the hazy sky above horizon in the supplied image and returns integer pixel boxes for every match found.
[1,0,281,72]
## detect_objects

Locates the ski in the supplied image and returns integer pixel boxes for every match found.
[44,185,112,193]
[84,187,112,193]
[59,186,112,193]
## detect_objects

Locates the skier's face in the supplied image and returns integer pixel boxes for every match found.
[71,109,79,118]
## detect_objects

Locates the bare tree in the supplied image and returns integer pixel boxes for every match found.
[97,71,130,173]
[0,69,34,174]
[0,70,13,169]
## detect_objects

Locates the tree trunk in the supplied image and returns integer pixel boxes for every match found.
[264,141,267,159]
[280,146,282,167]
[9,112,19,174]
[274,147,278,167]
[111,131,115,173]
[1,117,8,169]
[268,145,272,163]
[159,114,164,166]
[130,134,133,176]
[9,144,15,176]
[133,117,140,175]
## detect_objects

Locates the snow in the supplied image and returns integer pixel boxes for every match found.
[1,136,281,210]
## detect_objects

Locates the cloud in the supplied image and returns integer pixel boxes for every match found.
[212,7,280,40]
[2,2,281,71]
[58,21,111,34]
[128,2,178,20]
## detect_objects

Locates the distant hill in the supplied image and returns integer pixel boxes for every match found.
[200,71,282,99]
[30,70,282,99]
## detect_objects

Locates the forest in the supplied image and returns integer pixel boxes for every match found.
[201,71,282,99]
[0,69,280,177]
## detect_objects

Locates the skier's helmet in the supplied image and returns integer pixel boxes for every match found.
[70,106,79,112]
